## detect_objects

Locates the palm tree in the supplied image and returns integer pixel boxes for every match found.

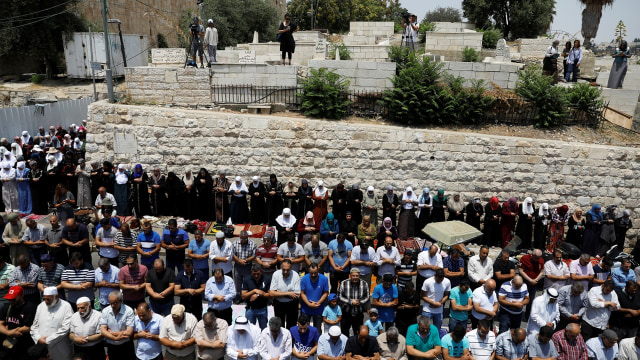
[579,0,615,48]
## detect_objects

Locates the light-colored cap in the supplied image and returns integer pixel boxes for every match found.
[171,304,185,317]
[350,267,360,274]
[216,231,225,239]
[76,296,91,305]
[547,288,559,298]
[208,19,213,24]
[43,287,58,296]
[328,326,341,336]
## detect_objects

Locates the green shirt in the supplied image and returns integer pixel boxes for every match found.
[0,262,16,302]
[406,324,441,359]
[449,286,473,321]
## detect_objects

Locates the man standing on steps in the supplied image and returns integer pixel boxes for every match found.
[190,17,205,68]
[204,19,218,66]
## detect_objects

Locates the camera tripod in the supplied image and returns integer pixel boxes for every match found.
[184,34,209,69]
[401,21,416,52]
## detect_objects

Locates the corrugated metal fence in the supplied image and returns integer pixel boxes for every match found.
[0,97,93,138]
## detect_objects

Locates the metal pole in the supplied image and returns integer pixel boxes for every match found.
[101,0,115,103]
[88,28,97,101]
[117,23,127,68]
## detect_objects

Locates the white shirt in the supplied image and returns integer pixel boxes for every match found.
[70,309,103,347]
[544,259,570,290]
[617,337,640,360]
[350,246,378,275]
[375,246,401,277]
[210,239,234,274]
[159,312,198,357]
[586,337,619,360]
[204,26,218,46]
[468,255,494,283]
[466,329,496,360]
[583,285,620,330]
[421,277,451,314]
[569,259,594,290]
[277,243,305,272]
[260,327,292,360]
[95,192,117,207]
[471,286,497,320]
[417,251,442,278]
[30,299,74,360]
[226,323,264,360]
[526,294,559,336]
[269,269,301,303]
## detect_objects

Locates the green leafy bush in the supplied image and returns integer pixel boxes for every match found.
[156,33,169,48]
[299,68,351,120]
[31,74,45,84]
[462,46,480,62]
[480,28,501,48]
[418,22,436,43]
[329,43,351,60]
[446,77,495,125]
[515,65,568,127]
[565,82,604,109]
[387,46,420,74]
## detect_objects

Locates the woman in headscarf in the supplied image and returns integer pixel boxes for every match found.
[27,160,48,215]
[417,188,432,230]
[347,183,363,225]
[265,174,283,226]
[582,204,603,256]
[448,194,465,222]
[483,197,501,247]
[312,180,329,226]
[377,217,399,245]
[248,176,267,225]
[608,40,630,89]
[62,134,73,148]
[75,159,92,209]
[615,209,633,250]
[398,187,418,240]
[275,208,297,245]
[229,176,249,224]
[599,205,618,256]
[148,166,166,216]
[59,150,77,197]
[0,161,18,213]
[357,215,377,246]
[213,171,230,223]
[10,142,23,161]
[295,179,313,220]
[45,154,60,199]
[182,169,197,220]
[283,180,298,217]
[526,288,559,336]
[113,164,131,216]
[361,186,379,227]
[566,209,586,249]
[465,197,484,230]
[130,164,151,217]
[53,183,76,223]
[164,172,184,217]
[515,197,535,249]
[297,211,317,244]
[548,205,569,253]
[2,148,16,167]
[501,197,518,247]
[88,161,101,201]
[330,182,348,222]
[382,185,400,226]
[533,203,551,250]
[319,212,338,244]
[431,189,447,222]
[98,161,115,194]
[20,131,32,147]
[15,161,32,215]
[196,168,214,221]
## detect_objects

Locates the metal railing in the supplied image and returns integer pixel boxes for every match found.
[486,97,607,127]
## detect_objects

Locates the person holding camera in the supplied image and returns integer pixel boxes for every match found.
[190,17,205,68]
[401,14,418,52]
[278,13,299,65]
[204,19,218,66]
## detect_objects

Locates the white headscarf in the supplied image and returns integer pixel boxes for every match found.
[522,197,534,215]
[314,181,328,197]
[63,134,72,147]
[401,187,417,209]
[538,203,550,226]
[366,186,375,198]
[46,155,58,171]
[3,150,16,167]
[183,169,194,186]
[115,164,129,184]
[21,131,31,145]
[0,161,14,180]
[251,176,260,187]
[526,289,559,336]
[16,161,26,173]
[73,138,83,149]
[276,208,297,228]
[10,142,22,159]
[229,176,248,196]
[449,195,465,212]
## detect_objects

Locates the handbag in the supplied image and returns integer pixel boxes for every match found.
[276,33,282,42]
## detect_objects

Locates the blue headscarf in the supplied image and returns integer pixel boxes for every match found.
[325,213,337,231]
[587,204,603,222]
[133,164,143,178]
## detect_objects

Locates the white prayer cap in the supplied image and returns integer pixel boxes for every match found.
[367,186,374,192]
[328,326,341,336]
[208,19,213,24]
[43,287,58,296]
[216,231,225,239]
[252,176,259,182]
[283,208,291,215]
[22,131,28,136]
[234,316,249,331]
[76,296,91,305]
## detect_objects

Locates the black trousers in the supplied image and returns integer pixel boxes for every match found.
[330,271,349,293]
[210,306,233,325]
[273,299,299,329]
[107,340,135,360]
[341,311,364,337]
[581,320,604,340]
[74,342,106,360]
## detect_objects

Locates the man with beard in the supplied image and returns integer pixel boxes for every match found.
[99,290,135,360]
[30,287,74,360]
[69,297,104,359]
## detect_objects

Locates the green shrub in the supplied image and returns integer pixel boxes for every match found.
[446,77,494,125]
[156,33,169,48]
[480,28,501,49]
[462,46,480,62]
[418,22,436,43]
[566,82,604,109]
[387,46,420,74]
[516,65,568,127]
[299,68,351,120]
[329,43,351,60]
[31,74,45,84]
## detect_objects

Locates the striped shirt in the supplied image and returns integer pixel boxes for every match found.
[498,281,529,314]
[257,244,278,275]
[396,259,416,288]
[9,263,41,296]
[466,329,496,360]
[61,263,95,303]
[38,263,65,298]
[114,230,136,264]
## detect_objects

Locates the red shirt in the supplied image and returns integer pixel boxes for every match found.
[257,244,278,274]
[118,263,148,301]
[519,254,544,280]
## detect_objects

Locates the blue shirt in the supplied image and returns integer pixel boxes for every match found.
[365,319,384,337]
[94,264,120,305]
[162,228,190,261]
[94,217,121,235]
[440,333,469,358]
[99,304,135,345]
[204,275,236,310]
[611,267,636,289]
[188,238,211,270]
[372,283,398,322]
[300,274,329,315]
[290,325,320,359]
[137,230,161,263]
[318,333,348,357]
[134,312,164,360]
[322,304,342,321]
[449,286,473,321]
[328,239,353,272]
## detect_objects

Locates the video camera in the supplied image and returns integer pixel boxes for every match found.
[401,11,412,24]
[190,17,200,38]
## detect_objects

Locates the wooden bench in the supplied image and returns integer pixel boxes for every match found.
[247,105,271,114]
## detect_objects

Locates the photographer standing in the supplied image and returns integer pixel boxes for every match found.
[204,19,218,66]
[190,17,205,68]
[401,14,419,52]
[278,13,299,65]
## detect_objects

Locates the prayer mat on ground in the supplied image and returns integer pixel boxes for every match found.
[395,239,421,255]
[23,214,47,221]
[233,224,250,236]
[116,215,134,225]
[189,220,210,234]
[247,224,266,238]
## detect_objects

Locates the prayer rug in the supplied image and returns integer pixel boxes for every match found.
[395,239,421,255]
[23,214,47,221]
[247,224,266,238]
[233,224,250,237]
[116,215,134,225]
[206,221,221,236]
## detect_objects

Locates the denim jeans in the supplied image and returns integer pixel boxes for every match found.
[498,310,522,334]
[448,317,468,333]
[565,63,579,82]
[150,299,175,316]
[422,312,442,331]
[246,307,268,329]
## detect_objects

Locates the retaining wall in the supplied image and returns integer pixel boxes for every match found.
[307,60,395,91]
[433,22,476,33]
[425,32,483,52]
[350,22,395,37]
[441,62,521,89]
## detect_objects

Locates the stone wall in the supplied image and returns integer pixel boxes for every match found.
[344,45,391,62]
[433,22,476,33]
[441,62,521,89]
[349,22,395,38]
[425,32,483,52]
[307,60,395,91]
[87,101,640,241]
[518,38,555,59]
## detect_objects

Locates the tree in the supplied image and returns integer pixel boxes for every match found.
[0,0,86,78]
[579,0,614,49]
[614,20,626,45]
[423,6,462,23]
[462,0,555,39]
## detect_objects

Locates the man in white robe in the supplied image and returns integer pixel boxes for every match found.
[30,286,74,360]
[226,316,264,360]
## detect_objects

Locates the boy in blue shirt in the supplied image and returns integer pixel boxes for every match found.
[440,324,470,359]
[364,308,384,336]
[322,293,342,333]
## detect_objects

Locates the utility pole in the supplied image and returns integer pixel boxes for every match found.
[101,0,115,103]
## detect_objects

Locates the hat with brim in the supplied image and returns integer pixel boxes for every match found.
[47,147,58,154]
[4,286,23,300]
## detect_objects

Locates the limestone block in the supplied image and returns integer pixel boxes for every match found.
[449,62,473,71]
